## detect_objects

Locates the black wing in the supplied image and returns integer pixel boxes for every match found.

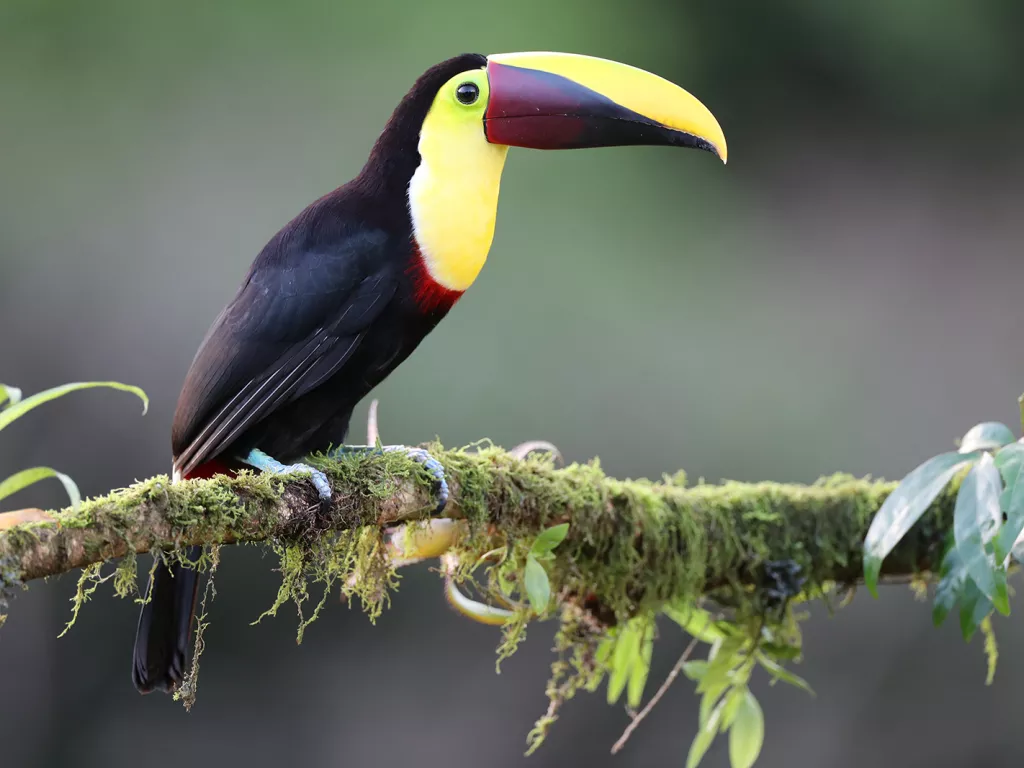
[172,225,398,477]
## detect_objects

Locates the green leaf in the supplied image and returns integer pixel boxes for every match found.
[863,451,976,596]
[686,698,725,768]
[0,384,22,408]
[994,445,1024,562]
[523,555,550,613]
[700,681,729,728]
[607,621,640,704]
[729,689,764,768]
[0,381,148,432]
[758,641,801,661]
[530,523,569,556]
[664,602,726,643]
[932,542,966,627]
[953,455,1009,615]
[995,443,1024,518]
[682,661,709,681]
[627,627,654,708]
[960,422,1015,454]
[958,578,993,642]
[0,466,80,509]
[755,652,814,695]
[993,441,1024,479]
[720,686,745,730]
[698,636,745,694]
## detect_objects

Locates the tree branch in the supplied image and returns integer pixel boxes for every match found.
[0,446,951,612]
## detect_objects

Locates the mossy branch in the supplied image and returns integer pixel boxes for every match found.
[0,445,948,603]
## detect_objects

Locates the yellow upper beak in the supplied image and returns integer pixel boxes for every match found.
[484,51,727,164]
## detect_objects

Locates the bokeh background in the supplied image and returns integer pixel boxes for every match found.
[2,1,1023,766]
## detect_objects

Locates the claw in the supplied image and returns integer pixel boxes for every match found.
[441,553,515,626]
[509,440,562,464]
[444,579,516,626]
[331,445,448,515]
[336,401,449,514]
[383,445,449,514]
[384,519,464,566]
[366,398,380,446]
[242,448,333,515]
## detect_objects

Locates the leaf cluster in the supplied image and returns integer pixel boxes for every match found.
[864,413,1024,665]
[602,602,811,768]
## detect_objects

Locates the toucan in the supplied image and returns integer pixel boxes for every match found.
[131,51,727,694]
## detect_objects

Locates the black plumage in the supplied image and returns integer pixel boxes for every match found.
[132,54,487,694]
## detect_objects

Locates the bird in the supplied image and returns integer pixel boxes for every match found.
[131,51,727,695]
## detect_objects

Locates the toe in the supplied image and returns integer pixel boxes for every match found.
[509,440,562,463]
[385,446,449,514]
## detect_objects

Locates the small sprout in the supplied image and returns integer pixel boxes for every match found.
[530,523,570,558]
[521,523,570,614]
[523,556,551,612]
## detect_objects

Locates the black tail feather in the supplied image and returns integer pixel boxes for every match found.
[132,546,202,694]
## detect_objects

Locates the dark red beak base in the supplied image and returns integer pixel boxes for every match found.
[483,61,716,153]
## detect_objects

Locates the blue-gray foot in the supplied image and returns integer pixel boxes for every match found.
[242,448,333,514]
[333,444,448,515]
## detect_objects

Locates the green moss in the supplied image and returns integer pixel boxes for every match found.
[113,551,139,599]
[175,545,222,710]
[526,609,608,755]
[245,448,428,644]
[58,562,105,637]
[981,616,998,685]
[0,442,955,734]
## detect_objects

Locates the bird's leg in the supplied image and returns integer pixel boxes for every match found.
[241,448,333,514]
[328,399,449,515]
[332,444,449,515]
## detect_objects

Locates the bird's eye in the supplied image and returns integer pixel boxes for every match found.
[455,82,479,105]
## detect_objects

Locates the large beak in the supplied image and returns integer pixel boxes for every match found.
[484,52,727,163]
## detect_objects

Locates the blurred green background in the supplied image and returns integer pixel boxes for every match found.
[2,1,1023,766]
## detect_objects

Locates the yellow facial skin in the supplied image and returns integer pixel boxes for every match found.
[407,52,727,293]
[488,52,727,163]
[408,68,509,293]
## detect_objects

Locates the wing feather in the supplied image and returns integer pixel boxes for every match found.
[171,223,399,474]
